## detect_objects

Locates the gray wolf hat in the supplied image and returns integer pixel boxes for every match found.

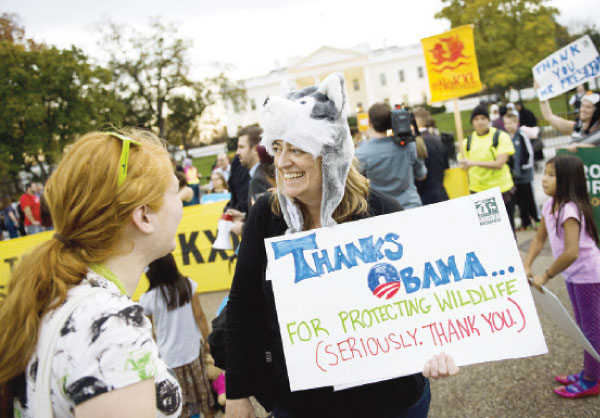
[261,73,353,233]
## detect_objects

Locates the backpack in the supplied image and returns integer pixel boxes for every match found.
[466,128,500,157]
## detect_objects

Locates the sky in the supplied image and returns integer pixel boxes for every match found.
[3,0,599,81]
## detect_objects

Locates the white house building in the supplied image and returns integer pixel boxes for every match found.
[225,43,431,136]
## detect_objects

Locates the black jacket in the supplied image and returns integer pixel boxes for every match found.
[226,190,426,417]
[416,131,449,205]
[225,155,250,214]
[248,164,273,208]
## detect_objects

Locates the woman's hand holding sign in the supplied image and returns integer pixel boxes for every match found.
[423,352,460,379]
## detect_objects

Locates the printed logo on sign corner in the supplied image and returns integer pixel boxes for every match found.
[475,197,501,226]
[367,263,402,299]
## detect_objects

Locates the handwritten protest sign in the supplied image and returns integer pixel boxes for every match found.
[533,35,600,101]
[265,189,547,391]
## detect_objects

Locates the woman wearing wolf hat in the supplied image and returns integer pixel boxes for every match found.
[226,73,458,418]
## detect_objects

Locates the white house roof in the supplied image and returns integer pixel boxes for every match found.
[287,46,368,72]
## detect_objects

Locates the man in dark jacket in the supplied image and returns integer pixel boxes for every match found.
[225,154,250,215]
[413,107,449,205]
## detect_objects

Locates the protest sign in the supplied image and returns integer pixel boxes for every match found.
[557,147,600,237]
[265,189,547,392]
[0,201,236,301]
[530,282,600,363]
[533,35,600,101]
[421,25,483,103]
[357,113,369,132]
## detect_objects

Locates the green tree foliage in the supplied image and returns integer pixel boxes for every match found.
[99,20,246,141]
[435,0,559,92]
[0,12,24,43]
[166,73,246,153]
[0,15,125,183]
[166,92,203,154]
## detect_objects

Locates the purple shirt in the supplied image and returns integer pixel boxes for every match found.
[542,199,600,283]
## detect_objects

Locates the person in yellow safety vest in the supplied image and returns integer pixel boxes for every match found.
[183,158,201,205]
[460,105,516,231]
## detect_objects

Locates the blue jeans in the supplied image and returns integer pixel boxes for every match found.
[25,225,44,235]
[273,379,431,418]
[5,222,19,239]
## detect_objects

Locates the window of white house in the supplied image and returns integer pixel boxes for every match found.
[398,70,405,82]
[421,92,428,103]
[380,73,387,86]
[250,98,256,111]
[417,66,424,79]
[353,79,360,91]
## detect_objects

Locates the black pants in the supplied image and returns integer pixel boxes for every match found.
[515,182,539,228]
[503,189,516,233]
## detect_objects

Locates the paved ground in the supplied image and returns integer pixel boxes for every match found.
[198,146,600,417]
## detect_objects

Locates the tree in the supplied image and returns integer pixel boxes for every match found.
[435,0,559,95]
[166,73,246,153]
[98,19,246,141]
[0,13,24,43]
[0,42,125,183]
[166,92,202,155]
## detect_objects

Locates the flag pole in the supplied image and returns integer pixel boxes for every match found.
[453,98,465,160]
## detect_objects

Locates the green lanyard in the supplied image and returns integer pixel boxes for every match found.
[90,263,127,296]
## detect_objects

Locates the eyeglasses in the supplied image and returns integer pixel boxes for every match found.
[107,132,142,187]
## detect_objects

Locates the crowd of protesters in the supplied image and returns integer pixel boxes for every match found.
[1,181,54,240]
[0,74,598,418]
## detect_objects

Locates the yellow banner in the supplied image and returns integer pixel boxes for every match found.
[0,201,236,301]
[421,25,482,102]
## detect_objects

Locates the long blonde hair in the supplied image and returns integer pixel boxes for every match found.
[0,129,173,409]
[271,159,370,226]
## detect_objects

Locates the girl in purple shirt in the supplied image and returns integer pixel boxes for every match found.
[524,154,600,399]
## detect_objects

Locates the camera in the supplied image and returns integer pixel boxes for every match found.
[390,105,419,146]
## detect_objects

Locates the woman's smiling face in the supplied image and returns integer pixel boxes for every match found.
[272,140,322,206]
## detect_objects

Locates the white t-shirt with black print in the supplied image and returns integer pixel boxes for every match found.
[13,270,182,418]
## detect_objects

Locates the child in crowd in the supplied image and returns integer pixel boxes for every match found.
[210,172,229,194]
[524,155,600,398]
[503,112,539,230]
[176,171,195,206]
[139,253,215,417]
[1,195,20,239]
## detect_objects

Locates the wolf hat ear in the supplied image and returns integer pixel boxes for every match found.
[317,73,346,114]
[280,80,296,98]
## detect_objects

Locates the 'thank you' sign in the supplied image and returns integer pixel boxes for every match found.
[533,35,600,101]
[265,189,547,391]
